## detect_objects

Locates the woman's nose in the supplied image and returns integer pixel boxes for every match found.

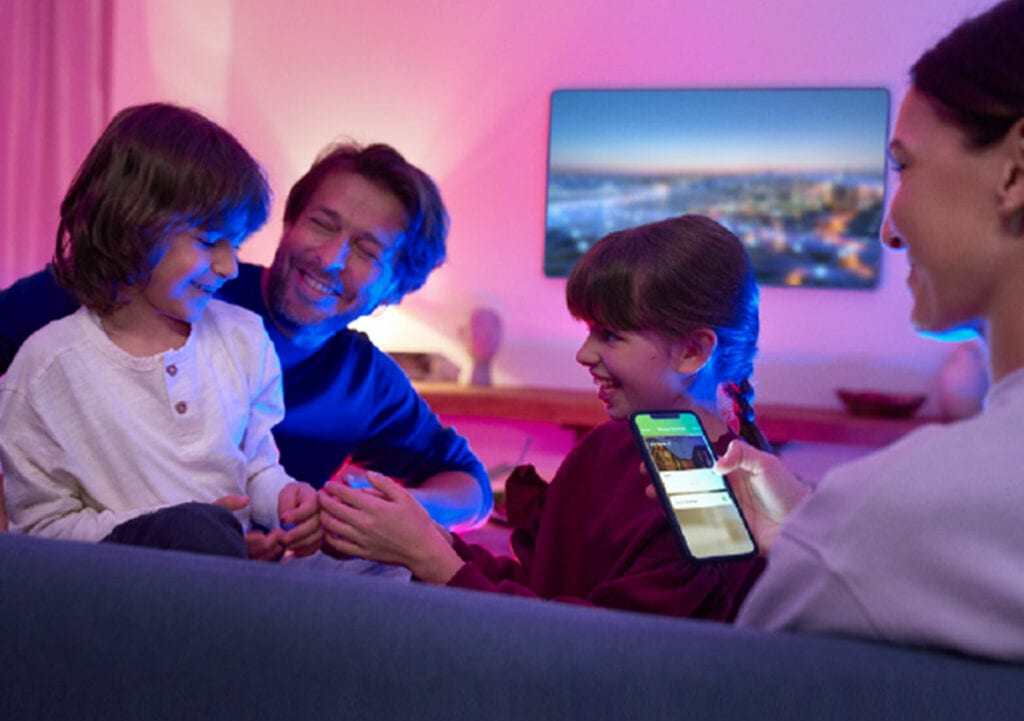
[880,214,905,250]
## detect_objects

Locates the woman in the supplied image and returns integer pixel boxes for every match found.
[722,0,1024,661]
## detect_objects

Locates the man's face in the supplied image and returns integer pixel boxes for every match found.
[265,171,408,344]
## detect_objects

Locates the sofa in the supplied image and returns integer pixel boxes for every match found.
[2,531,1022,721]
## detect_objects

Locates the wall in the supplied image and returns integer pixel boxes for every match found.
[108,0,998,412]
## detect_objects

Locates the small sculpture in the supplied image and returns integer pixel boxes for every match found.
[463,306,503,386]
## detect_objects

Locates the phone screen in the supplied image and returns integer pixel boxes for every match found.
[631,411,757,561]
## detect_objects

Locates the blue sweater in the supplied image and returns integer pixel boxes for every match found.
[0,265,490,517]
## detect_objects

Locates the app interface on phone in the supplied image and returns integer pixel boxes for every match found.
[634,413,755,558]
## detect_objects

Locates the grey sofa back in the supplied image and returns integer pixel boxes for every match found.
[1,533,1021,720]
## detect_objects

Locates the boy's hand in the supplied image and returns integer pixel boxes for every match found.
[212,493,250,512]
[278,482,322,557]
[213,493,287,561]
[245,528,286,562]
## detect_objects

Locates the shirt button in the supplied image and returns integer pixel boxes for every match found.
[166,364,178,376]
[174,401,188,414]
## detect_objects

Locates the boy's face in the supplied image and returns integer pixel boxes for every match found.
[139,229,240,324]
[265,171,408,344]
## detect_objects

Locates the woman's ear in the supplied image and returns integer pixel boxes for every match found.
[997,118,1024,221]
[673,328,718,375]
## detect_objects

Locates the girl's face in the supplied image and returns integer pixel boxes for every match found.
[575,323,688,420]
[139,229,240,324]
[882,87,1009,338]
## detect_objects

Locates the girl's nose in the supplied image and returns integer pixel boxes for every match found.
[575,336,597,367]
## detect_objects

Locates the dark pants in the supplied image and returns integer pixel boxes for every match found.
[101,502,248,558]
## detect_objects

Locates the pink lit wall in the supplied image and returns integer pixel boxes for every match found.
[109,0,997,412]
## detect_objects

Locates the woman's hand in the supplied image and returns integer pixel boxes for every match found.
[642,439,810,554]
[318,471,463,584]
[713,440,810,552]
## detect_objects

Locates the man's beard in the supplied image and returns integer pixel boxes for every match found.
[265,258,356,345]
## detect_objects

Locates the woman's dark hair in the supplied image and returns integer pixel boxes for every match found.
[566,214,770,451]
[911,0,1024,148]
[283,141,449,307]
[53,102,270,313]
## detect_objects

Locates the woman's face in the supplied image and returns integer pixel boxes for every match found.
[882,87,1011,338]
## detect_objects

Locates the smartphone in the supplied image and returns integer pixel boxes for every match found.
[630,410,757,562]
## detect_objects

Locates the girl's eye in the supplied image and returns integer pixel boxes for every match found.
[591,326,620,342]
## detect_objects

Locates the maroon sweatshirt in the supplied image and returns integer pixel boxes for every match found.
[446,420,764,620]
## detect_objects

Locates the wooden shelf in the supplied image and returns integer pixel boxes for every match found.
[414,382,607,432]
[414,382,942,447]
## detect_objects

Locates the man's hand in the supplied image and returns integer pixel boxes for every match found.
[319,471,463,583]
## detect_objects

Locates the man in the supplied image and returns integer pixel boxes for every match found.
[0,142,491,549]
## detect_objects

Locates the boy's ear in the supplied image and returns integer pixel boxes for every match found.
[997,117,1024,219]
[673,328,718,375]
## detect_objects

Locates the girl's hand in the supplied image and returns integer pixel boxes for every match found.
[278,482,322,557]
[319,472,463,584]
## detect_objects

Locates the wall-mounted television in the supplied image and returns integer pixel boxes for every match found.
[543,87,891,289]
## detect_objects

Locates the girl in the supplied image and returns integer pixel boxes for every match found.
[318,214,767,619]
[0,103,320,557]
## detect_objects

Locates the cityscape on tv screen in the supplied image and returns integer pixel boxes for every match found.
[543,88,890,288]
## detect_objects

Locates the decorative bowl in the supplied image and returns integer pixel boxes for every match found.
[836,389,927,419]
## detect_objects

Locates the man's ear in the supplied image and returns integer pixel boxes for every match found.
[997,117,1024,220]
[673,328,718,375]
